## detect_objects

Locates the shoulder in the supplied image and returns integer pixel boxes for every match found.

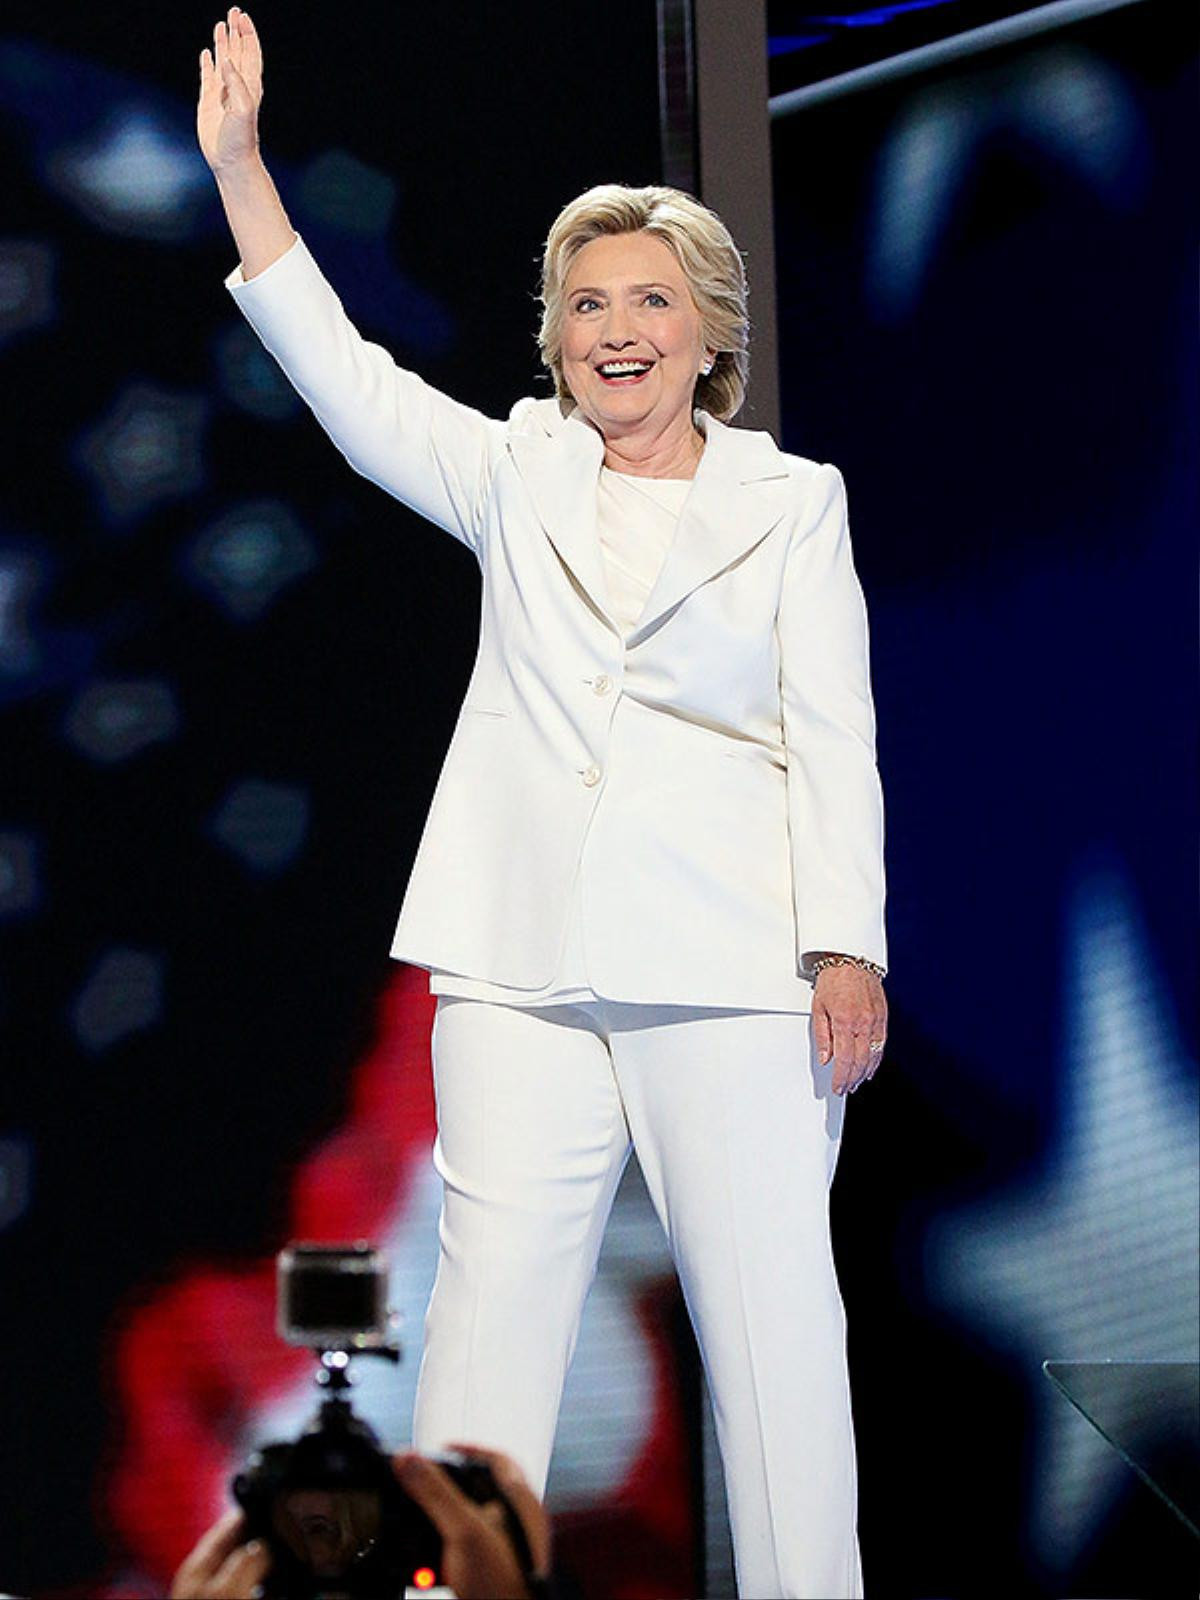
[767,441,847,514]
[703,412,828,476]
[704,413,841,505]
[708,421,850,557]
[505,394,573,439]
[758,436,842,495]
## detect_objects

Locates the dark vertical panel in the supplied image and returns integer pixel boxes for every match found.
[693,0,780,435]
[657,0,698,193]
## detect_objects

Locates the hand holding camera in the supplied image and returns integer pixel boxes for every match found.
[169,1508,270,1600]
[167,1244,553,1599]
[393,1445,551,1600]
[172,1448,550,1600]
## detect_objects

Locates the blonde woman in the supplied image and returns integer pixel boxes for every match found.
[199,9,887,1596]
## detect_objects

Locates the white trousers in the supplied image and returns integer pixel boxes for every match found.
[411,996,864,1600]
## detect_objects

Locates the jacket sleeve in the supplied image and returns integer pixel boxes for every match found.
[777,462,888,978]
[225,235,506,560]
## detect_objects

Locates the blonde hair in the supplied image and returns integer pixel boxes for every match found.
[274,1489,381,1572]
[537,183,750,423]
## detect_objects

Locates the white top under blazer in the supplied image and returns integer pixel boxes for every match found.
[225,236,888,1012]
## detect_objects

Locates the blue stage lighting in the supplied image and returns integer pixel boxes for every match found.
[70,946,166,1053]
[0,240,56,347]
[0,832,41,920]
[209,779,311,876]
[46,106,211,243]
[75,382,208,526]
[183,500,317,622]
[63,678,180,764]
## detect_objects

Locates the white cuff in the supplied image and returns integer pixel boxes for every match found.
[224,232,305,293]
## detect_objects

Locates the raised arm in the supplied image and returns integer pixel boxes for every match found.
[196,7,505,554]
[198,8,294,280]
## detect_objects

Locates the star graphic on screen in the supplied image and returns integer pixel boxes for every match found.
[925,860,1199,1566]
[49,108,211,241]
[868,47,1145,320]
[75,382,208,525]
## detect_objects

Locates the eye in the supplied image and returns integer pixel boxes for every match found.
[644,291,669,307]
[572,295,601,313]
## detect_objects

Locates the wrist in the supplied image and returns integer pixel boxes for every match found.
[213,148,267,187]
[809,952,886,982]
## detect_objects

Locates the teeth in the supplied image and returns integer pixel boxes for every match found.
[599,361,652,376]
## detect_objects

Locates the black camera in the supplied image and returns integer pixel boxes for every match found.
[231,1244,532,1599]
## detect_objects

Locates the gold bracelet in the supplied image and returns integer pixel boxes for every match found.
[810,953,887,981]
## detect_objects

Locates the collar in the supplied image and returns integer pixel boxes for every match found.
[507,401,793,637]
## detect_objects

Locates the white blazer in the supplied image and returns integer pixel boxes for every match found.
[228,236,887,1010]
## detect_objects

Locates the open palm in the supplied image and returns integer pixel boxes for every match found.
[197,6,264,173]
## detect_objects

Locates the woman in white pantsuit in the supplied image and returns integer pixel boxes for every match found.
[200,12,888,1597]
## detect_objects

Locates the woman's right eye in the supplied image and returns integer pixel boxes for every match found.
[573,297,601,313]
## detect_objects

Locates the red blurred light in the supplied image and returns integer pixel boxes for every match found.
[412,1567,437,1589]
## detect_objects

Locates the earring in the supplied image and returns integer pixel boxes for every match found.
[701,358,715,377]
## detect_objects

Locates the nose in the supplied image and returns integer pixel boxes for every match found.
[600,304,636,349]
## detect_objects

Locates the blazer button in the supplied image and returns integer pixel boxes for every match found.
[592,673,612,696]
[582,764,601,787]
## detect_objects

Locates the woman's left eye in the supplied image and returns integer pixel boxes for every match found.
[645,292,668,306]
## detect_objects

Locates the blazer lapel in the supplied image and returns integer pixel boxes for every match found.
[507,407,614,627]
[628,412,792,641]
[507,403,792,639]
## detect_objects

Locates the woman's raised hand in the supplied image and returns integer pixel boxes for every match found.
[197,7,264,174]
[197,6,293,278]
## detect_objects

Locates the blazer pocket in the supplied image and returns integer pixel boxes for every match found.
[460,701,511,719]
[722,742,787,772]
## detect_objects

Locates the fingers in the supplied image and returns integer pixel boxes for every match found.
[815,998,862,1095]
[210,10,259,105]
[212,16,241,81]
[218,9,259,82]
[444,1443,552,1573]
[393,1451,477,1540]
[394,1450,535,1600]
[829,1012,863,1095]
[815,981,887,1095]
[169,1509,270,1600]
[198,45,226,110]
[864,1006,888,1082]
[229,9,243,78]
[834,1014,886,1093]
[177,1508,247,1585]
[813,1005,834,1068]
[210,1538,270,1600]
[199,46,217,106]
[235,9,264,93]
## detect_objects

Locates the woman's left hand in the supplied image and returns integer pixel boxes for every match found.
[812,963,887,1096]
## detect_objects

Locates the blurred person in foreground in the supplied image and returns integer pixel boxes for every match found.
[169,1446,553,1600]
[197,9,889,1596]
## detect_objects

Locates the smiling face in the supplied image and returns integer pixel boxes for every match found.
[560,231,715,443]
